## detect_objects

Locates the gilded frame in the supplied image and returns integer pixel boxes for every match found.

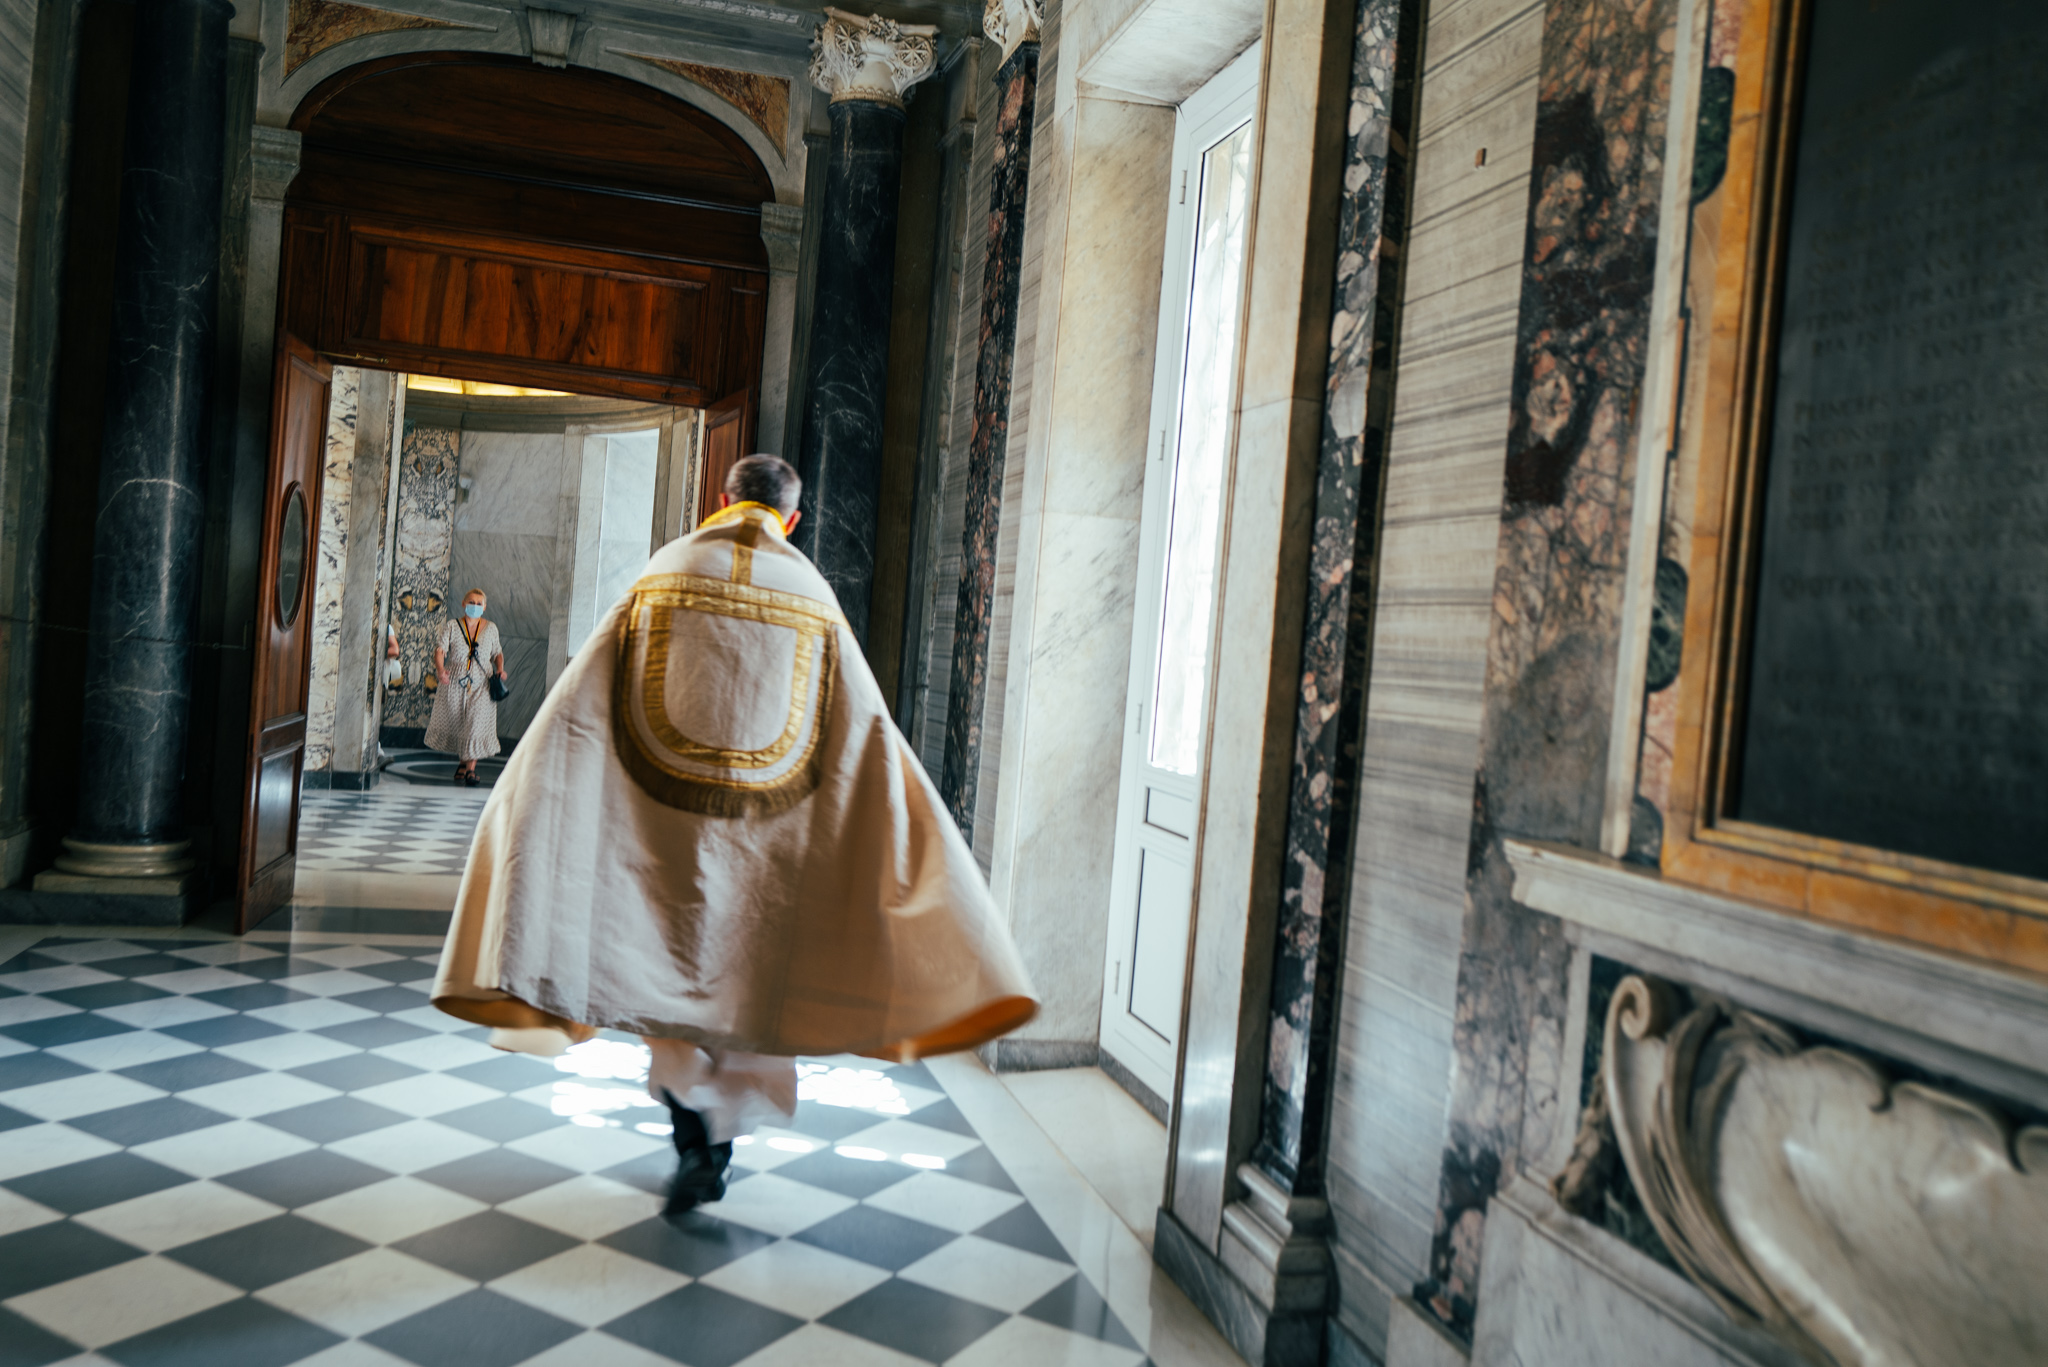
[1664,0,2048,972]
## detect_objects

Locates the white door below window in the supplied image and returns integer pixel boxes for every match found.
[1098,47,1260,1104]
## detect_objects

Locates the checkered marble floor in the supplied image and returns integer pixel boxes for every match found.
[298,791,489,877]
[0,935,1149,1367]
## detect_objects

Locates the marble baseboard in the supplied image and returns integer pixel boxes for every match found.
[1099,1045,1170,1125]
[982,1036,1099,1072]
[0,884,200,926]
[1327,1314,1385,1367]
[0,826,33,888]
[1156,1206,1326,1367]
[1469,1183,1802,1367]
[1386,1295,1469,1367]
[310,765,389,793]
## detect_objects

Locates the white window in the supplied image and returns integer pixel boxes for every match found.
[1099,46,1260,1103]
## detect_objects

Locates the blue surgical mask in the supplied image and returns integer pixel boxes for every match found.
[464,604,484,619]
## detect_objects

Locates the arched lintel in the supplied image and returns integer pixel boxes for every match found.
[262,15,805,198]
[580,45,813,204]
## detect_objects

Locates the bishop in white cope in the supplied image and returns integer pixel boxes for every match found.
[432,454,1035,1209]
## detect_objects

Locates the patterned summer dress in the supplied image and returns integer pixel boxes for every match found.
[423,617,502,761]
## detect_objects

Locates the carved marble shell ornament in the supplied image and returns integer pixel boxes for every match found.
[1590,974,2048,1366]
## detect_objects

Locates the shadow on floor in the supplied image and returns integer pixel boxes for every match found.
[249,902,456,936]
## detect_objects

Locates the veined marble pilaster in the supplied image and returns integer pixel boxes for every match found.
[52,0,232,879]
[792,9,939,645]
[384,423,459,732]
[303,367,361,773]
[938,34,1039,838]
[1422,0,1680,1340]
[1257,0,1426,1186]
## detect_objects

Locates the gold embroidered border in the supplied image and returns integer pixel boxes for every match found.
[612,572,843,817]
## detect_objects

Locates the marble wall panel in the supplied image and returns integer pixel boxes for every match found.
[1417,0,1678,1341]
[1326,0,1544,1354]
[283,0,465,77]
[332,371,404,779]
[303,365,360,773]
[596,429,661,611]
[385,423,458,730]
[1256,0,1425,1192]
[940,40,1043,844]
[983,90,1174,1050]
[918,46,1008,782]
[623,55,791,158]
[451,432,566,641]
[449,430,581,739]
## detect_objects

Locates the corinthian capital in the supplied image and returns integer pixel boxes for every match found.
[982,0,1042,60]
[809,7,940,108]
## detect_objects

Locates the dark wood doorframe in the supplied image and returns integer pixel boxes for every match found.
[237,336,330,932]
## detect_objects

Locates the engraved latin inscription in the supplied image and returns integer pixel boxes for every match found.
[1735,0,2048,878]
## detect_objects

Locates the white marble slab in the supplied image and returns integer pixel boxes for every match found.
[304,366,361,772]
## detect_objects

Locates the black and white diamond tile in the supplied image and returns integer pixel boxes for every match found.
[297,791,489,876]
[0,935,1150,1366]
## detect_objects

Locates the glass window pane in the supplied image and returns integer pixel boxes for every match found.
[1148,119,1255,775]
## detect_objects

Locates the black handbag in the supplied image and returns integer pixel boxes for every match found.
[464,621,512,702]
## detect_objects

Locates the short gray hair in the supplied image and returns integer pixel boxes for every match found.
[726,454,802,516]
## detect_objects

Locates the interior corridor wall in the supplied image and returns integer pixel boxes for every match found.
[384,423,460,734]
[1322,0,1543,1356]
[0,0,66,885]
[980,37,1180,1062]
[446,430,566,739]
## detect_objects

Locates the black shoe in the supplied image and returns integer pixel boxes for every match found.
[661,1091,733,1217]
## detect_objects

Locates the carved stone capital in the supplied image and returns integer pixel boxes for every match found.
[807,7,939,109]
[759,202,803,277]
[981,0,1042,61]
[250,125,302,204]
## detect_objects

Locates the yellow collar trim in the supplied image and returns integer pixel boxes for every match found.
[702,501,790,536]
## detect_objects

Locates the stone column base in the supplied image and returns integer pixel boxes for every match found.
[13,839,205,924]
[3,878,200,926]
[1154,1165,1334,1366]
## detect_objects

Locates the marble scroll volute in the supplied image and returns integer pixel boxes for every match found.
[1600,975,2048,1367]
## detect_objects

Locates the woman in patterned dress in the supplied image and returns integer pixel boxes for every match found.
[425,588,508,787]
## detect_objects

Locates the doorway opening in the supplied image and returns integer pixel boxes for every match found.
[239,53,776,928]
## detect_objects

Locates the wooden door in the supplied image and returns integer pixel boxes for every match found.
[238,336,332,932]
[694,387,754,528]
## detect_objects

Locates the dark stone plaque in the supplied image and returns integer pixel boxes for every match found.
[1735,0,2048,879]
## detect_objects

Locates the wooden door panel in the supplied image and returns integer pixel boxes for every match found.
[696,387,754,529]
[239,337,331,932]
[330,223,768,402]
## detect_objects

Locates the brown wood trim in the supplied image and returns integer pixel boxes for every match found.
[346,218,728,287]
[1664,0,2048,973]
[238,339,330,932]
